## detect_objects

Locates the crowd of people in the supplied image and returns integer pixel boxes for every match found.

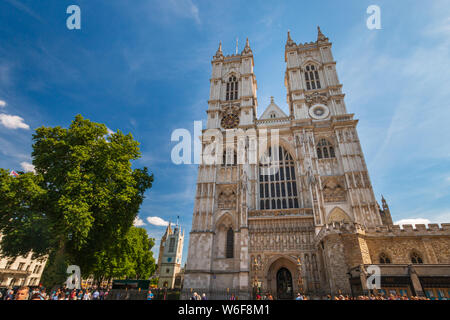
[0,286,111,300]
[294,293,444,300]
[1,286,446,300]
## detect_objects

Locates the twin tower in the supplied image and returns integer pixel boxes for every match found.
[182,27,391,299]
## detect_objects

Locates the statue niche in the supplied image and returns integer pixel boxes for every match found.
[218,185,236,209]
[322,176,346,202]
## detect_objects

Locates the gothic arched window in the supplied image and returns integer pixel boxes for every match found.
[317,138,335,159]
[379,253,391,264]
[304,65,321,90]
[226,76,238,101]
[259,146,299,210]
[411,252,423,264]
[226,227,234,258]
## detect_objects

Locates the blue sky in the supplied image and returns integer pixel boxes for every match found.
[1,0,450,265]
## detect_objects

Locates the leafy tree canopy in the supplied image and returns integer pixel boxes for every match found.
[0,115,154,277]
[91,226,156,283]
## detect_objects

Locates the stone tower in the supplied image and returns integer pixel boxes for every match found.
[284,27,382,230]
[183,39,258,299]
[158,224,184,289]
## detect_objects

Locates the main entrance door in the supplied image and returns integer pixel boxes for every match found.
[276,268,293,300]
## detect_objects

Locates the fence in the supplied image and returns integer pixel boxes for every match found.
[180,288,251,300]
[106,288,181,300]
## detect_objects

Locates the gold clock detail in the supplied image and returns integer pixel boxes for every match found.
[221,113,240,129]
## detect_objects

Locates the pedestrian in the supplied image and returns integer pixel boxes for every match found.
[83,289,91,300]
[5,287,14,300]
[93,289,100,300]
[147,290,154,301]
[202,293,207,300]
[295,293,304,300]
[15,286,29,300]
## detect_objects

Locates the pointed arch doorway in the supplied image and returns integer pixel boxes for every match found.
[276,268,293,300]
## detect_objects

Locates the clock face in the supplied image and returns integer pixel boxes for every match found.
[221,113,240,129]
[309,104,330,120]
[314,107,325,116]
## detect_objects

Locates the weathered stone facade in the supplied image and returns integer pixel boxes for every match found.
[182,28,450,299]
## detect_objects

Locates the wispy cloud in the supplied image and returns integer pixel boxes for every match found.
[146,216,170,227]
[0,114,30,130]
[0,100,6,108]
[106,127,114,135]
[133,217,146,227]
[395,218,431,226]
[20,161,35,173]
[4,0,45,24]
[162,0,201,25]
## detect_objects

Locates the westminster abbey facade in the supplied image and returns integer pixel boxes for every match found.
[182,28,450,300]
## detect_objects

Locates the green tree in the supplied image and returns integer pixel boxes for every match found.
[0,115,154,279]
[91,227,156,285]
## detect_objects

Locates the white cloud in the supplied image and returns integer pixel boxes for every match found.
[395,218,431,226]
[106,127,114,135]
[133,217,146,227]
[167,0,200,24]
[0,114,30,130]
[146,216,170,227]
[20,162,35,173]
[0,100,6,107]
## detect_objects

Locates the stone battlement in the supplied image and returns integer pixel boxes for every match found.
[366,223,450,235]
[316,222,450,240]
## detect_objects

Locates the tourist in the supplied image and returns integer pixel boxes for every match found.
[202,293,207,300]
[83,289,91,300]
[147,290,154,301]
[92,289,100,300]
[14,286,29,300]
[295,293,304,300]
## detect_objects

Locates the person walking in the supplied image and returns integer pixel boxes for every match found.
[92,289,100,300]
[15,286,29,300]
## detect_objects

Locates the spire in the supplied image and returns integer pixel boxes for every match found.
[242,37,252,54]
[317,25,327,41]
[270,96,275,104]
[286,30,295,47]
[214,41,223,59]
[379,195,393,226]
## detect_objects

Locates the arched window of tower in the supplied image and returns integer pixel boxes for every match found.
[226,227,234,258]
[304,64,321,90]
[226,75,238,101]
